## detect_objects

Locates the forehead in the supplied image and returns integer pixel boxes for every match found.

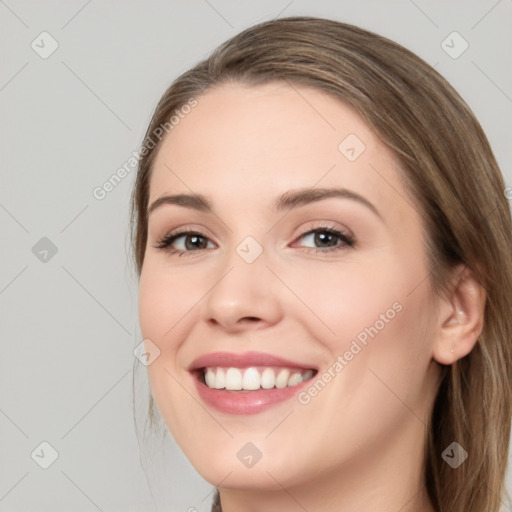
[148,81,409,221]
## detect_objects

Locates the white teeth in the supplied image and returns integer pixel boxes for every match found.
[287,372,302,387]
[202,366,315,391]
[275,369,290,389]
[214,368,225,389]
[242,367,260,390]
[225,368,242,390]
[205,368,216,388]
[260,367,275,389]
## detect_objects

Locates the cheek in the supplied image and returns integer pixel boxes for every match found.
[138,260,193,338]
[138,272,166,340]
[283,256,404,349]
[295,252,433,372]
[138,264,205,437]
[331,276,435,413]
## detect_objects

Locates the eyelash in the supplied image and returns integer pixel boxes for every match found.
[153,224,355,257]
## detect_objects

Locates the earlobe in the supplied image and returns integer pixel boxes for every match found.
[432,265,486,366]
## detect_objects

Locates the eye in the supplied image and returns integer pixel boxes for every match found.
[153,228,215,257]
[292,224,355,254]
[153,223,355,257]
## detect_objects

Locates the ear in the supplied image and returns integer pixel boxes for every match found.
[432,264,486,365]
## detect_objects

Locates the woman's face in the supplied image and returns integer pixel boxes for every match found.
[138,81,442,493]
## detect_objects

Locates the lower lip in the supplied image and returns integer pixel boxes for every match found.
[192,371,313,415]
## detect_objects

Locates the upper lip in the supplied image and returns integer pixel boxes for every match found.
[188,351,318,371]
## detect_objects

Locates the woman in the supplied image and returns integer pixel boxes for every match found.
[130,16,512,512]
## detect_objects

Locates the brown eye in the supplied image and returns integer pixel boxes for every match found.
[154,230,214,255]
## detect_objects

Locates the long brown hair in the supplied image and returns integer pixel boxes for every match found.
[130,16,512,511]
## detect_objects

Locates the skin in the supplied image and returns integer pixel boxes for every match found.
[138,81,486,512]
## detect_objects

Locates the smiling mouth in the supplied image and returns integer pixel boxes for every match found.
[196,366,317,391]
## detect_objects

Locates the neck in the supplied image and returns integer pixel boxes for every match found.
[217,486,435,512]
[215,414,436,512]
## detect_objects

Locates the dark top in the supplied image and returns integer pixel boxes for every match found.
[211,489,222,511]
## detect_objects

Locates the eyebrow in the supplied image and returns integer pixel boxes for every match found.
[147,187,383,221]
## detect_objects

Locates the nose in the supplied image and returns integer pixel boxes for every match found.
[200,244,284,333]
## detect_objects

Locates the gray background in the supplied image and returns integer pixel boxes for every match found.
[1,0,511,511]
